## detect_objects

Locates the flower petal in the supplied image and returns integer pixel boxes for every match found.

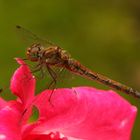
[10,58,35,108]
[0,98,7,109]
[0,101,22,140]
[30,87,137,140]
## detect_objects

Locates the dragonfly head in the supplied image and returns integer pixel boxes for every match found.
[26,43,44,61]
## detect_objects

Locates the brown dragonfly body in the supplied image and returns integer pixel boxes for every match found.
[16,25,140,99]
[26,43,140,99]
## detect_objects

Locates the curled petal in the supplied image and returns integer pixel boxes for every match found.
[10,58,35,108]
[30,87,137,140]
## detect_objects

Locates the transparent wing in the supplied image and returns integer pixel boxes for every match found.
[16,25,75,92]
[31,65,75,93]
[16,25,56,47]
[50,66,75,87]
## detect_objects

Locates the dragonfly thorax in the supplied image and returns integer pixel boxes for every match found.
[43,46,65,65]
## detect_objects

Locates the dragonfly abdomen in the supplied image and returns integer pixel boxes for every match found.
[66,59,90,76]
[87,69,140,98]
[66,59,140,98]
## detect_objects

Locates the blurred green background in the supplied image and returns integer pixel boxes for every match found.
[0,0,140,139]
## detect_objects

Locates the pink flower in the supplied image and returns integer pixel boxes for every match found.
[0,58,137,140]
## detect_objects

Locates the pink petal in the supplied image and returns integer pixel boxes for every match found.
[0,101,22,140]
[10,58,35,108]
[30,87,137,140]
[0,98,7,109]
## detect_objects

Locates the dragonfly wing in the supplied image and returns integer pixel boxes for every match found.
[16,25,56,47]
[31,65,74,90]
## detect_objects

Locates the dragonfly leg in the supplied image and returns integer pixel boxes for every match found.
[31,63,42,73]
[31,62,47,80]
[20,62,44,84]
[47,66,57,103]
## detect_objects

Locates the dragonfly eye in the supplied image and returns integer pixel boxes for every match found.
[26,46,41,61]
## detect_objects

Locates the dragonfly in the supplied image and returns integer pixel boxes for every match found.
[16,25,140,100]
